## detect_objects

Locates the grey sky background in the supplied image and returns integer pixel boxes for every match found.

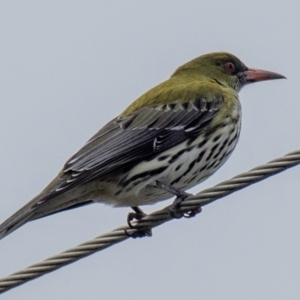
[0,1,299,299]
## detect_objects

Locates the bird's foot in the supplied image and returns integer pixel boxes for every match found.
[125,206,152,238]
[125,228,152,239]
[155,180,202,219]
[169,195,202,219]
[127,206,146,228]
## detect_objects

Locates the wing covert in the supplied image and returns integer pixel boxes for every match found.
[49,91,224,196]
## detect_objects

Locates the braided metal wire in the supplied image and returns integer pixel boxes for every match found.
[0,149,300,294]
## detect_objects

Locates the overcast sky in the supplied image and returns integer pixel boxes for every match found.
[0,1,299,299]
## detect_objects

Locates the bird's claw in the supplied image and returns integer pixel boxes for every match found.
[125,206,152,238]
[182,207,202,218]
[169,204,202,219]
[169,199,185,219]
[168,192,202,219]
[127,211,146,228]
[127,206,148,228]
[124,228,152,238]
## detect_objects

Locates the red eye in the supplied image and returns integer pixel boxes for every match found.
[224,62,235,72]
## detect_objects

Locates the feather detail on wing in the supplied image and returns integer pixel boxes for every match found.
[45,89,224,199]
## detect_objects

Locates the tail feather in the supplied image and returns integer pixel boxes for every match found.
[0,196,94,240]
[0,206,36,240]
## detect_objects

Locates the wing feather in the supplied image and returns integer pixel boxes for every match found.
[46,90,224,198]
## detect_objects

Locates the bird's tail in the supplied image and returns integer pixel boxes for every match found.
[0,203,36,241]
[0,194,94,241]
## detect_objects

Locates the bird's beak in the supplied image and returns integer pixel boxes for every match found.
[243,68,286,83]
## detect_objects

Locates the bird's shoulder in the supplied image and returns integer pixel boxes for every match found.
[121,77,228,116]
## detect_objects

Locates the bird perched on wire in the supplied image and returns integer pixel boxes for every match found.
[0,52,285,239]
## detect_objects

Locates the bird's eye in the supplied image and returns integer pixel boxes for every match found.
[224,62,236,73]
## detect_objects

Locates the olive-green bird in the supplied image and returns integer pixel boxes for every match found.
[0,52,285,239]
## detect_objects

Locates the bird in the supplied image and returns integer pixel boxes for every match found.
[0,52,285,240]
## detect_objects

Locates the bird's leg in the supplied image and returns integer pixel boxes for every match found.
[155,180,202,219]
[125,206,152,238]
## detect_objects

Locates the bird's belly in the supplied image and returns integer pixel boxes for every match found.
[104,120,241,207]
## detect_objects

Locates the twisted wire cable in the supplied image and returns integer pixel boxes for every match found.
[0,149,300,294]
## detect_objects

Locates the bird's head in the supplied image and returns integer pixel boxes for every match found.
[172,52,285,92]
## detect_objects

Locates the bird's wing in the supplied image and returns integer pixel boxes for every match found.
[44,87,224,199]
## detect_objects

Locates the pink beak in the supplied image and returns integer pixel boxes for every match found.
[244,68,286,83]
